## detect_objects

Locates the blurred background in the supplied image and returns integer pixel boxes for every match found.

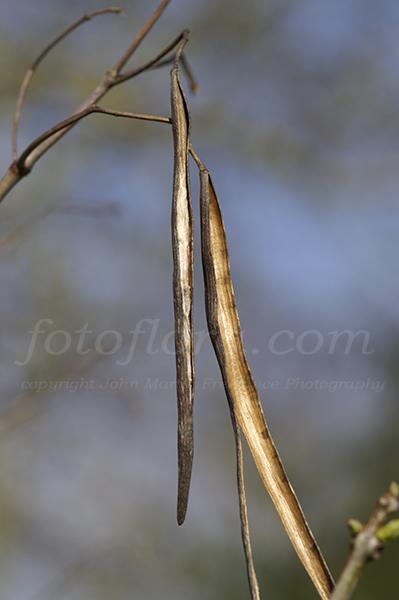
[0,1,398,598]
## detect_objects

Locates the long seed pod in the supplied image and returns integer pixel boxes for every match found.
[170,61,194,526]
[198,165,334,600]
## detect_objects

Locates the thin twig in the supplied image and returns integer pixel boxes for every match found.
[112,30,189,85]
[112,0,171,74]
[12,6,123,161]
[331,483,399,600]
[16,105,171,173]
[230,408,260,600]
[189,144,204,170]
[180,54,199,93]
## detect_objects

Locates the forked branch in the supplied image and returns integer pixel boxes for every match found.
[112,0,171,74]
[12,6,123,161]
[0,1,185,203]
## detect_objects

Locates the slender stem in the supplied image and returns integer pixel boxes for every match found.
[112,0,171,74]
[92,107,170,125]
[112,30,189,85]
[12,6,122,161]
[189,144,206,171]
[16,106,171,171]
[229,408,260,600]
[180,54,199,93]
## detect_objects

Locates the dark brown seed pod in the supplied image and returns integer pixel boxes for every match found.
[170,63,194,526]
[198,166,334,600]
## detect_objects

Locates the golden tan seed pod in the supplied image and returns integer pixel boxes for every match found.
[198,166,334,600]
